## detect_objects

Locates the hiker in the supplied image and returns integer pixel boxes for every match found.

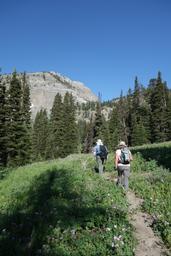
[93,139,108,174]
[115,141,133,190]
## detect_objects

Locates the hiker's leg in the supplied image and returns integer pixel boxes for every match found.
[123,167,130,190]
[101,158,105,172]
[117,166,123,186]
[96,156,103,174]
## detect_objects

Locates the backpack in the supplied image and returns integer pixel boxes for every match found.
[98,145,108,159]
[120,147,130,164]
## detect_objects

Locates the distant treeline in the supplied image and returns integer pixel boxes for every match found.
[0,70,171,167]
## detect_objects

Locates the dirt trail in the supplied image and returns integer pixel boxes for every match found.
[127,190,170,256]
[103,172,170,255]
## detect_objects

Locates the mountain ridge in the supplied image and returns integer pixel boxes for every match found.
[2,71,98,119]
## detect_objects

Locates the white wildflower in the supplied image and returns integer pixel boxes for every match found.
[106,227,111,231]
[111,242,115,248]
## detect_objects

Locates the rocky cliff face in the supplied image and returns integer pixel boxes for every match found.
[2,71,98,119]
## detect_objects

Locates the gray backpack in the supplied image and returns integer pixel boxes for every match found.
[120,147,130,164]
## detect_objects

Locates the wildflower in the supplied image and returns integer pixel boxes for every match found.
[114,225,117,228]
[106,227,111,231]
[71,229,76,236]
[111,242,115,248]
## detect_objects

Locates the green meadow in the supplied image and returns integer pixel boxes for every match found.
[0,142,171,255]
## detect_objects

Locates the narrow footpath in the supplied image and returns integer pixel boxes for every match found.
[126,190,170,256]
[103,172,170,256]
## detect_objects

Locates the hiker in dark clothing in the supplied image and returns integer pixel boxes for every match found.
[93,139,108,174]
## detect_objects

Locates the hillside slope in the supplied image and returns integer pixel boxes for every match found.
[2,71,98,119]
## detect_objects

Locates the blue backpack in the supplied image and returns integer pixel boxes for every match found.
[97,145,108,159]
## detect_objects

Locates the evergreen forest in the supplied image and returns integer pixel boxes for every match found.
[0,70,171,168]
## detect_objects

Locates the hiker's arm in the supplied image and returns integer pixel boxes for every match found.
[129,151,133,161]
[93,146,97,156]
[115,153,119,168]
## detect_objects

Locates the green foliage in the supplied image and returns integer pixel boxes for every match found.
[131,141,171,170]
[7,71,30,167]
[62,92,79,157]
[0,155,135,255]
[149,73,170,143]
[108,105,119,150]
[48,93,64,158]
[20,72,32,164]
[130,153,171,247]
[32,109,49,160]
[0,74,7,167]
[93,101,103,143]
[84,115,94,153]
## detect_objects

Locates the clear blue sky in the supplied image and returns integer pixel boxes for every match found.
[0,0,171,101]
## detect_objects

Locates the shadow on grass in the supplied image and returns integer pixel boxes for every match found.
[0,167,126,256]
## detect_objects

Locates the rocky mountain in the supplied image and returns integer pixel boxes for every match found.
[2,71,98,119]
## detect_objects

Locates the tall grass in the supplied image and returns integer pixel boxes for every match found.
[130,141,171,170]
[0,154,135,255]
[130,154,171,248]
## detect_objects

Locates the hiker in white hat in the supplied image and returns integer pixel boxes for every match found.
[93,139,108,174]
[115,141,133,190]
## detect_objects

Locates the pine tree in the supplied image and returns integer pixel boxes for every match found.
[32,109,49,160]
[108,105,120,150]
[126,88,133,146]
[21,72,32,163]
[84,114,94,153]
[62,93,78,157]
[93,101,103,143]
[48,93,64,158]
[130,77,150,145]
[7,71,28,166]
[100,115,110,149]
[0,74,7,167]
[77,119,88,153]
[150,72,169,142]
[117,91,128,144]
[131,120,149,146]
[167,93,171,140]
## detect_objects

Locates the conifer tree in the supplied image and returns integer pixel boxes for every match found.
[32,109,49,160]
[100,115,110,149]
[167,93,171,140]
[126,88,133,146]
[48,93,64,158]
[131,120,149,146]
[93,101,103,143]
[130,77,150,145]
[7,71,28,166]
[150,72,169,142]
[117,91,128,144]
[21,72,32,163]
[84,114,94,153]
[0,74,7,167]
[108,105,120,150]
[77,119,88,152]
[62,93,78,157]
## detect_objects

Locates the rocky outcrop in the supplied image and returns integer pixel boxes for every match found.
[2,71,98,119]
